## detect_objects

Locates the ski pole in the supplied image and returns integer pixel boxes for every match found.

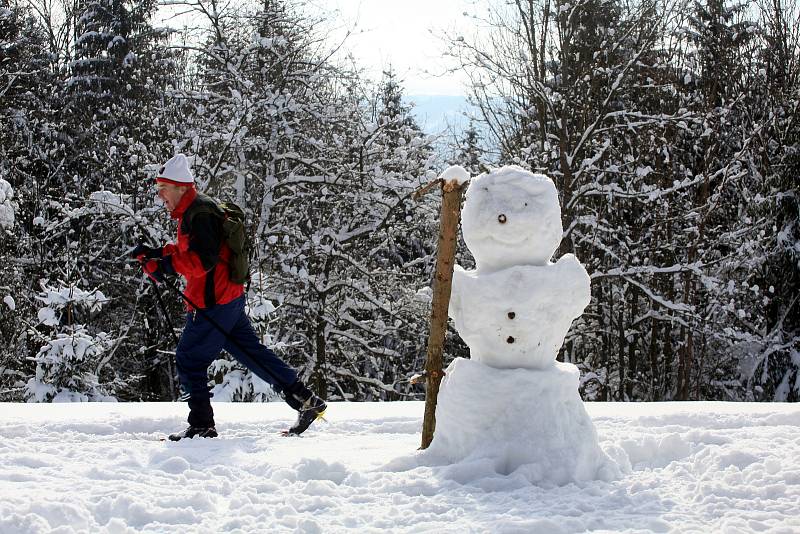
[129,242,179,344]
[137,263,181,401]
[157,276,291,392]
[149,277,180,345]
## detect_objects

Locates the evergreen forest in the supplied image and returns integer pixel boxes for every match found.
[0,0,797,403]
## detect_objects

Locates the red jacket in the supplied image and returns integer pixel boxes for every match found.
[163,188,244,310]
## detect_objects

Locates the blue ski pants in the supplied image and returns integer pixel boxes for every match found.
[175,295,298,427]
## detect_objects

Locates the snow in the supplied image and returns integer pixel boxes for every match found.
[36,307,59,327]
[0,177,14,229]
[423,359,617,485]
[0,178,11,205]
[88,191,130,215]
[438,164,470,185]
[0,401,798,533]
[36,286,108,312]
[209,360,280,403]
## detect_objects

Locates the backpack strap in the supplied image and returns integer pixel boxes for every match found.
[183,193,224,229]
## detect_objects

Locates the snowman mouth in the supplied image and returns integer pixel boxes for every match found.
[482,226,529,245]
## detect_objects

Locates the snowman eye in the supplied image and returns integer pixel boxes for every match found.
[498,214,507,224]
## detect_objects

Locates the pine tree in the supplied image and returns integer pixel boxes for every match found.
[455,120,484,176]
[0,1,60,400]
[25,283,115,402]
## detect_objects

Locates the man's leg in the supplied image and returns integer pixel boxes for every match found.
[174,303,239,432]
[221,297,327,428]
[222,298,300,396]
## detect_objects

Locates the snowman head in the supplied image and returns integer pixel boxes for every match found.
[461,166,563,272]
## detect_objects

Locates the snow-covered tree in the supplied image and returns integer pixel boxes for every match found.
[453,120,485,176]
[3,0,793,405]
[447,0,799,402]
[0,1,59,400]
[1,0,181,402]
[25,283,116,402]
[156,1,438,400]
[262,70,437,400]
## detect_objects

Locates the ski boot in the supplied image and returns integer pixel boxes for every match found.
[284,394,327,436]
[168,426,218,441]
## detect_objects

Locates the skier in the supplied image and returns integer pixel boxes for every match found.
[130,153,326,441]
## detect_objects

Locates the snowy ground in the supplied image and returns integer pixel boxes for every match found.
[1,401,799,533]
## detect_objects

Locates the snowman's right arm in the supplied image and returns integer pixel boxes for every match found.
[448,265,466,330]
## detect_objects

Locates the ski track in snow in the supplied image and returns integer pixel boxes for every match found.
[0,402,799,533]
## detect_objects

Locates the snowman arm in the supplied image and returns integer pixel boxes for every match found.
[554,254,592,311]
[448,266,465,330]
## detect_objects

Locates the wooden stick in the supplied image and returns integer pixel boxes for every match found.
[420,179,466,450]
[412,178,443,201]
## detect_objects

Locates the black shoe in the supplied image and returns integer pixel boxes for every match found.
[168,426,218,441]
[285,395,327,436]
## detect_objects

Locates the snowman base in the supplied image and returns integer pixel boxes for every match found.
[426,357,618,486]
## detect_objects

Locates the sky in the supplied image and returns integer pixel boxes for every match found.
[310,0,474,96]
[154,0,478,132]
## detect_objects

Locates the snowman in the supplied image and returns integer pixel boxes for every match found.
[449,166,590,369]
[424,166,618,486]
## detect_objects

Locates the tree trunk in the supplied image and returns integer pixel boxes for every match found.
[677,273,694,400]
[556,117,575,256]
[648,318,659,401]
[626,287,639,400]
[663,312,674,399]
[314,316,327,400]
[420,180,466,450]
[598,279,609,401]
[618,301,625,401]
[694,332,707,400]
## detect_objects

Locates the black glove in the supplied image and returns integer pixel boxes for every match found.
[143,256,175,283]
[129,244,163,260]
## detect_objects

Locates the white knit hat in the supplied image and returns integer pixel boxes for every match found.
[156,154,194,185]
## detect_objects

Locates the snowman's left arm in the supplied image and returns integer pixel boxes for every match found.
[554,254,592,313]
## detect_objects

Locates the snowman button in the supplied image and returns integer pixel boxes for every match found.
[498,214,507,224]
[506,336,515,344]
[507,311,515,319]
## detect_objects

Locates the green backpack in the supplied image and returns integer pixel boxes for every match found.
[187,194,251,285]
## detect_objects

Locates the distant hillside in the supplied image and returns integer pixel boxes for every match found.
[406,94,473,135]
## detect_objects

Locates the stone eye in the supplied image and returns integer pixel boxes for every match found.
[498,214,507,224]
[506,336,515,344]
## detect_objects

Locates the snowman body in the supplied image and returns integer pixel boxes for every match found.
[450,256,590,369]
[449,165,590,369]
